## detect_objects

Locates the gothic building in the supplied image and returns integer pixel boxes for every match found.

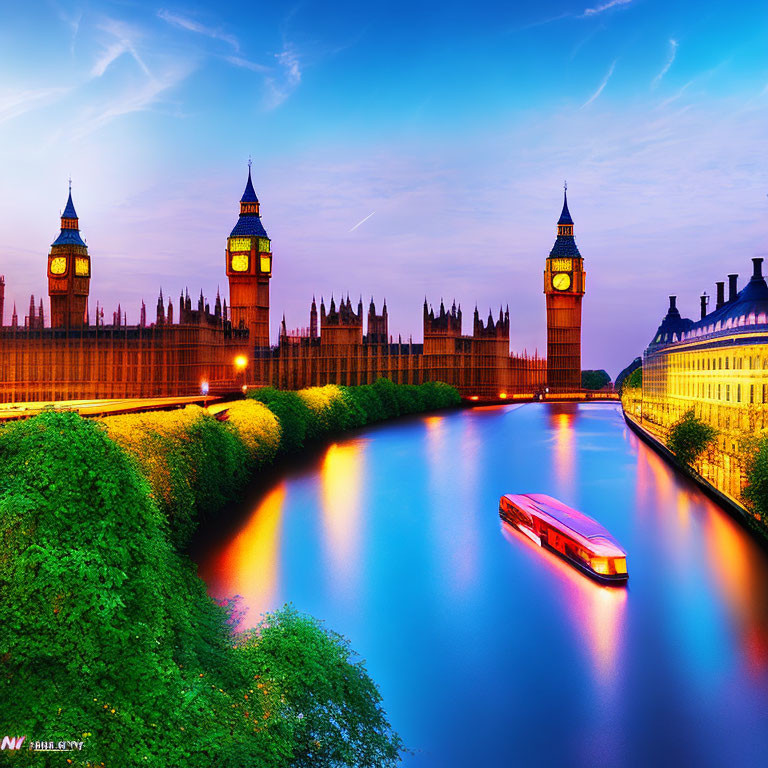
[0,167,586,403]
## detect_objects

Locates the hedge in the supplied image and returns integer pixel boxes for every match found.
[250,378,461,455]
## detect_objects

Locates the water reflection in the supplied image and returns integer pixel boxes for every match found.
[320,440,366,603]
[703,506,768,674]
[548,405,578,496]
[202,483,286,627]
[501,521,627,690]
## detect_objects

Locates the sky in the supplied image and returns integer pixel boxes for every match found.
[1,0,767,377]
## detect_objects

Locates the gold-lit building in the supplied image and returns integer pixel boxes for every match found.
[623,257,768,503]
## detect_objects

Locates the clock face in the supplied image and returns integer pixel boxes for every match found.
[258,237,271,253]
[229,237,251,252]
[50,256,67,275]
[553,272,571,291]
[260,254,272,274]
[75,257,90,277]
[231,254,249,272]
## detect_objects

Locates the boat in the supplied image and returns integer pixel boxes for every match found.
[499,493,628,584]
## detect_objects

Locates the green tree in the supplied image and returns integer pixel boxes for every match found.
[667,409,717,469]
[239,606,404,768]
[743,437,768,524]
[581,369,611,390]
[625,367,643,389]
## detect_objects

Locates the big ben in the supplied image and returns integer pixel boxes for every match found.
[48,182,91,329]
[544,184,585,392]
[226,162,272,349]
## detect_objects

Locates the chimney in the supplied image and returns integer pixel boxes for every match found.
[668,295,677,312]
[752,257,764,279]
[716,281,725,310]
[728,274,738,302]
[700,293,708,320]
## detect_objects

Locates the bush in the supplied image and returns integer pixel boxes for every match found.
[238,606,404,768]
[298,385,348,437]
[223,399,282,467]
[743,437,768,524]
[249,388,314,453]
[667,409,717,469]
[102,406,250,545]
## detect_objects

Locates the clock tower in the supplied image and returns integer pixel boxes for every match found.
[544,184,585,392]
[48,182,90,329]
[226,163,272,349]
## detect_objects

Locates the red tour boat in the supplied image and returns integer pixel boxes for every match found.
[499,493,628,584]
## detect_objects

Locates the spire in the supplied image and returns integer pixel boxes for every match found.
[550,182,580,257]
[558,181,573,226]
[240,160,259,204]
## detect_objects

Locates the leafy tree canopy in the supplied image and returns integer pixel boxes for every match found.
[667,409,717,468]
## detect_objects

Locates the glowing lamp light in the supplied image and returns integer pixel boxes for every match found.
[201,381,210,396]
[234,355,248,370]
[499,392,508,400]
[469,395,479,401]
[241,385,248,394]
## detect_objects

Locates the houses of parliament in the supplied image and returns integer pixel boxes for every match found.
[0,167,587,403]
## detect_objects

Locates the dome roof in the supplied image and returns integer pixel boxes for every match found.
[649,258,768,348]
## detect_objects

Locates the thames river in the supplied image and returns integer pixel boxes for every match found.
[195,403,768,767]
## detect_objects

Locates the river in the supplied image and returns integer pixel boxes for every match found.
[194,402,768,767]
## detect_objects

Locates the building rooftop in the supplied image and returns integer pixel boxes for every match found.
[648,258,768,349]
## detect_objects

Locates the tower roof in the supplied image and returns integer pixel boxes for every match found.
[557,186,573,226]
[230,163,268,238]
[549,184,580,257]
[52,184,86,247]
[240,163,259,204]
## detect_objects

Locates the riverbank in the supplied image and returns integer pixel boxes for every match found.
[0,380,459,766]
[622,409,768,545]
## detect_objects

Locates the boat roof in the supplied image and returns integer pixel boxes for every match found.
[503,493,626,557]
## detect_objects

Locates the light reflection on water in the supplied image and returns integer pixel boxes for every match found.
[196,403,768,767]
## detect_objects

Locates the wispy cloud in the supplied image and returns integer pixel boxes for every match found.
[226,55,270,73]
[73,64,192,140]
[581,60,616,108]
[582,0,633,17]
[0,87,69,125]
[652,39,679,87]
[93,19,152,79]
[264,45,302,109]
[157,10,239,52]
[349,211,376,232]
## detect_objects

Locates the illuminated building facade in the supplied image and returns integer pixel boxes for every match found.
[544,185,586,392]
[0,169,579,403]
[624,257,768,503]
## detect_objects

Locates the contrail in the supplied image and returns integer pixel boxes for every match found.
[349,211,375,232]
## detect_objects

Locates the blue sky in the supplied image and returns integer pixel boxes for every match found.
[1,0,767,375]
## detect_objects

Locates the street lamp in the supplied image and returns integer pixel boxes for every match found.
[234,355,248,394]
[201,380,209,409]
